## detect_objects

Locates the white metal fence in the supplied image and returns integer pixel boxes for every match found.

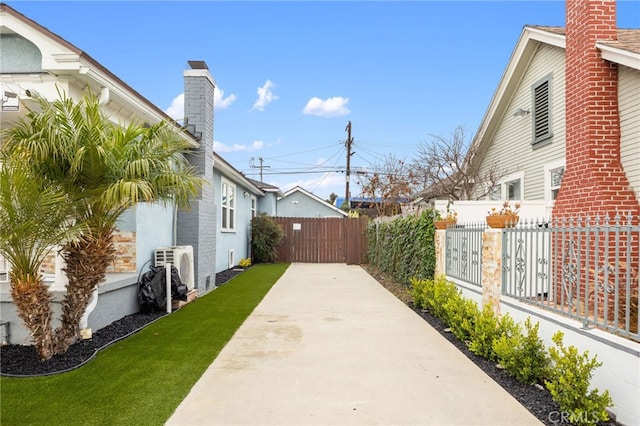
[445,223,484,287]
[445,214,639,342]
[503,215,639,341]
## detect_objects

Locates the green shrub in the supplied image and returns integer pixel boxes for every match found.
[446,296,479,342]
[410,277,426,309]
[251,213,284,263]
[431,275,460,326]
[545,331,613,426]
[468,306,514,361]
[493,317,549,384]
[420,278,436,312]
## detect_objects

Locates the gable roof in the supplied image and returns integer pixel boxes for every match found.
[214,154,264,196]
[247,177,284,197]
[0,3,198,145]
[468,25,640,169]
[280,186,348,217]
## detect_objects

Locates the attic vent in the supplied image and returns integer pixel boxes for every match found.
[532,77,552,148]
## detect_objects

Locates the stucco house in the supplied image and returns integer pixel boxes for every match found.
[277,186,348,218]
[0,3,271,344]
[247,177,283,217]
[212,155,269,273]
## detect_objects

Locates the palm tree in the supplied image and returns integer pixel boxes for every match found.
[2,90,202,354]
[0,160,83,359]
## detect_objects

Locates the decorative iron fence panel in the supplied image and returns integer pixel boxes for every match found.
[503,215,639,342]
[445,222,484,287]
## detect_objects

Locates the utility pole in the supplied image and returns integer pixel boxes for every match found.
[345,121,354,207]
[250,157,270,182]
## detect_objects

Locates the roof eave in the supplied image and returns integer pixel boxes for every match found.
[281,186,348,217]
[214,153,265,196]
[597,44,640,70]
[468,26,565,166]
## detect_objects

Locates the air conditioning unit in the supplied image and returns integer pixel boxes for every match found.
[154,245,195,290]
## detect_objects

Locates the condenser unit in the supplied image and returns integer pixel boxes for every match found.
[154,245,195,290]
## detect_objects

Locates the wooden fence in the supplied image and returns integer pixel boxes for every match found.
[274,217,369,264]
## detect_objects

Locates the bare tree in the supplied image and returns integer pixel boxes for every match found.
[356,154,417,216]
[413,125,503,201]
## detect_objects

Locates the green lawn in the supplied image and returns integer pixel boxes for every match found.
[0,263,290,426]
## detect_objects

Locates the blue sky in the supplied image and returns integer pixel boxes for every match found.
[8,1,640,201]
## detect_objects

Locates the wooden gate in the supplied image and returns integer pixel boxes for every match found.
[274,217,369,264]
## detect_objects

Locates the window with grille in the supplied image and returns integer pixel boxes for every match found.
[550,166,564,200]
[532,76,553,148]
[222,178,236,232]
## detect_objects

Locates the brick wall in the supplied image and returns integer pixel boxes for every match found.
[178,62,217,292]
[554,0,640,219]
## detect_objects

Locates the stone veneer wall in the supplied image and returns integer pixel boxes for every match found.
[481,229,502,315]
[39,230,136,275]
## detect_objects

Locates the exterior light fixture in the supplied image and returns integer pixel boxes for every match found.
[513,108,530,117]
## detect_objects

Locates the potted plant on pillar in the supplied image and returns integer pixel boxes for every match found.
[434,203,458,229]
[486,201,521,228]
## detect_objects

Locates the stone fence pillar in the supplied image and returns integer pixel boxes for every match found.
[434,230,446,277]
[435,227,505,315]
[482,229,502,315]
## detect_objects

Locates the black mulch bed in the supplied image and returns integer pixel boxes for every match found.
[411,304,618,426]
[1,268,244,378]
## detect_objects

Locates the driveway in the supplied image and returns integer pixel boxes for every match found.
[166,263,541,425]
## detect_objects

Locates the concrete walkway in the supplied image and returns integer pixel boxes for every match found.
[166,263,541,426]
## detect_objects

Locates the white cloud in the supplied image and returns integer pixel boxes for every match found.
[215,87,237,109]
[214,140,264,153]
[303,96,350,117]
[165,93,184,120]
[164,87,237,120]
[251,80,278,111]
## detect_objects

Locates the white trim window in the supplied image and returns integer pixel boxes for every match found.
[221,178,236,232]
[251,196,257,219]
[544,159,565,204]
[488,171,524,201]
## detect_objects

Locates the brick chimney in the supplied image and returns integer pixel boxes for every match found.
[553,0,640,219]
[177,60,217,292]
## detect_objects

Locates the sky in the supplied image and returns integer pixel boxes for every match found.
[7,0,640,202]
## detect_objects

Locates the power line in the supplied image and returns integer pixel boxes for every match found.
[249,157,270,182]
[261,143,342,160]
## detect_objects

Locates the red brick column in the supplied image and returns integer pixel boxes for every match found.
[552,1,638,332]
[554,0,639,219]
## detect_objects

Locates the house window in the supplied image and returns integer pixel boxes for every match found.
[488,172,524,201]
[221,179,236,232]
[489,185,501,201]
[544,160,565,203]
[506,179,521,200]
[531,75,553,148]
[549,167,564,200]
[251,197,257,219]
